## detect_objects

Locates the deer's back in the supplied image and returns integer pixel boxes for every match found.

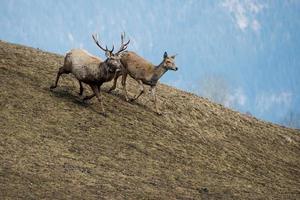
[66,49,102,67]
[65,49,103,82]
[121,51,155,79]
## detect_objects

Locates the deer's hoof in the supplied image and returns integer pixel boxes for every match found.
[50,85,56,90]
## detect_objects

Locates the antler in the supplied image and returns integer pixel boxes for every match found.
[92,34,114,54]
[116,32,130,54]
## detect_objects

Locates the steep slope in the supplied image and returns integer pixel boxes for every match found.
[0,40,299,200]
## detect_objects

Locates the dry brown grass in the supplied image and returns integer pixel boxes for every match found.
[0,40,299,199]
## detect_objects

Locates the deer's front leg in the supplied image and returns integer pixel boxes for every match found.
[90,84,105,114]
[108,70,122,92]
[79,81,84,96]
[83,94,95,101]
[150,86,161,115]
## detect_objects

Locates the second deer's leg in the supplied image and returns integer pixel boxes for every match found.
[132,80,145,101]
[121,73,130,101]
[50,66,69,89]
[150,86,161,115]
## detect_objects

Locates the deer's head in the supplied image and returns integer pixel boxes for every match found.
[162,52,178,71]
[92,33,130,72]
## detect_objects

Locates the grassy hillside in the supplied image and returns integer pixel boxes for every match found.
[0,40,299,199]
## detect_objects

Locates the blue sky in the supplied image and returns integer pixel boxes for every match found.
[1,0,300,127]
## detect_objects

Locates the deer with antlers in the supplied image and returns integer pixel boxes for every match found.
[109,39,177,114]
[50,33,130,114]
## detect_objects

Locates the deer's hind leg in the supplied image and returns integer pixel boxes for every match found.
[121,72,130,101]
[132,80,145,101]
[150,86,161,115]
[50,66,70,89]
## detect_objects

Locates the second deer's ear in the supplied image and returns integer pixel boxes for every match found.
[163,51,168,59]
[171,54,177,59]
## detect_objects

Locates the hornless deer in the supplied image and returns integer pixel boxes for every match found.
[109,50,177,114]
[50,33,130,114]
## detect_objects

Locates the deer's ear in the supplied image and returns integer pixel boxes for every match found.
[171,54,177,59]
[117,52,124,57]
[163,51,168,59]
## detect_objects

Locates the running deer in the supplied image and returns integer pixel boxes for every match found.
[50,33,130,114]
[109,51,177,114]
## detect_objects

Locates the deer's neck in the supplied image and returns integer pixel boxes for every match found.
[149,62,167,85]
[99,61,114,81]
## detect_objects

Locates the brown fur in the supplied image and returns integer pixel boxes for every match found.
[50,33,129,115]
[50,49,121,114]
[109,51,177,114]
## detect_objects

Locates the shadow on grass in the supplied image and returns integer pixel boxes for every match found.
[49,86,158,117]
[108,90,163,117]
[107,89,146,106]
[49,86,111,117]
[49,86,89,106]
